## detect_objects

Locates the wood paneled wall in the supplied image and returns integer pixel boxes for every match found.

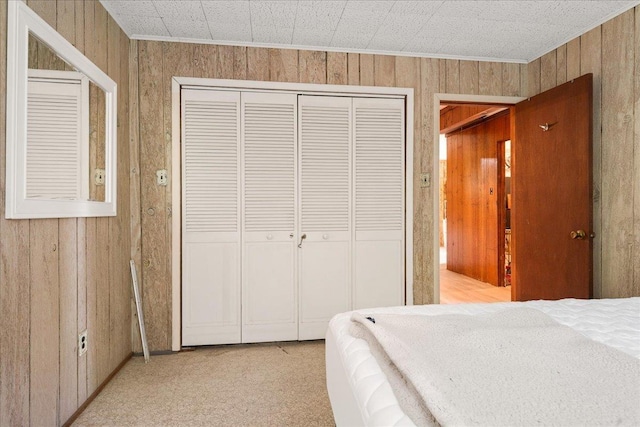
[0,1,131,425]
[131,41,525,351]
[524,6,640,299]
[446,114,510,286]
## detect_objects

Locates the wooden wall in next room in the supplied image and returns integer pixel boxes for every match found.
[445,114,510,286]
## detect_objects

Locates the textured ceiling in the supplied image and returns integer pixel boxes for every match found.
[99,0,640,63]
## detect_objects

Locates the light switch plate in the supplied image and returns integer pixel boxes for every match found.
[420,173,430,188]
[156,169,168,186]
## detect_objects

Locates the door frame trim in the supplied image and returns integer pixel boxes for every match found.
[172,77,414,351]
[432,93,525,304]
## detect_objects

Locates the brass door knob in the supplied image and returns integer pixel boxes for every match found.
[570,230,586,240]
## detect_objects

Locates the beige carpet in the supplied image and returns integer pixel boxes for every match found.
[73,340,334,427]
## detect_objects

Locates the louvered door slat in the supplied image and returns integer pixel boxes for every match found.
[243,98,296,232]
[299,101,351,232]
[183,97,239,233]
[355,104,404,232]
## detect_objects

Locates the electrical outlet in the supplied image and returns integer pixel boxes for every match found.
[95,169,105,186]
[156,169,168,186]
[78,330,88,357]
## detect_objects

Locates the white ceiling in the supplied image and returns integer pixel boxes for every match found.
[99,0,640,63]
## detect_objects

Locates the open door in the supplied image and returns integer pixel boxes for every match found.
[513,74,592,300]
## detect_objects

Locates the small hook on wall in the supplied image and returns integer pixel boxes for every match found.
[539,122,556,132]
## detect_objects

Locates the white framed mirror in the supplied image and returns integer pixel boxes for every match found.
[5,0,117,219]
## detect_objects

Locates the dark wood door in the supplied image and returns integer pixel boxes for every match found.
[513,74,593,300]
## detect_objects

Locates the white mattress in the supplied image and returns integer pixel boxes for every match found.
[325,298,640,426]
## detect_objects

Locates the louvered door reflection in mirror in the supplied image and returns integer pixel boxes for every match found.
[6,1,117,218]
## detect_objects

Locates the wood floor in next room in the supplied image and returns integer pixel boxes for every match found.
[440,265,512,304]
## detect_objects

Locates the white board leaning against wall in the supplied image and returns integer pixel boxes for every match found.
[175,79,413,348]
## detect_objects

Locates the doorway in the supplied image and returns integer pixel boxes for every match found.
[438,102,512,304]
[433,94,525,304]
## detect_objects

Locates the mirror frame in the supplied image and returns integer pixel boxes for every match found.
[6,0,117,219]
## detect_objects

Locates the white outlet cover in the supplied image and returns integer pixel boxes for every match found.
[78,330,88,357]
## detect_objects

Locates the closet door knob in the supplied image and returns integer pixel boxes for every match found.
[298,233,307,248]
[266,234,273,240]
[323,234,329,240]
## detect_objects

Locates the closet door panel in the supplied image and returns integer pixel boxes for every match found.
[298,96,352,339]
[183,238,240,345]
[242,92,298,342]
[182,89,241,345]
[353,98,405,309]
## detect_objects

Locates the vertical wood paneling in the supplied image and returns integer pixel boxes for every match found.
[193,44,217,79]
[59,0,82,424]
[29,221,59,426]
[82,0,100,397]
[215,45,234,79]
[129,39,143,354]
[107,14,122,374]
[519,64,528,97]
[634,6,640,293]
[419,57,440,304]
[397,56,422,304]
[445,59,460,93]
[94,1,111,386]
[459,61,478,94]
[327,52,347,85]
[347,53,359,85]
[233,46,247,80]
[74,0,85,53]
[73,0,89,406]
[119,25,132,367]
[359,54,374,86]
[540,50,557,92]
[76,216,88,404]
[161,42,193,350]
[374,55,395,87]
[601,10,635,298]
[502,63,520,96]
[138,41,169,351]
[526,58,541,96]
[567,38,581,80]
[479,62,501,95]
[269,48,298,82]
[299,50,327,84]
[581,26,603,298]
[556,44,567,85]
[247,47,269,81]
[59,219,78,424]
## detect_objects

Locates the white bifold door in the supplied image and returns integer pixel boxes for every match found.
[182,88,405,346]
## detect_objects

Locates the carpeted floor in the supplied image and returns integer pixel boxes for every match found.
[73,340,334,426]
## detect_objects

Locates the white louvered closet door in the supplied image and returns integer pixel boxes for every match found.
[181,89,242,345]
[298,95,352,340]
[241,92,298,343]
[353,97,405,309]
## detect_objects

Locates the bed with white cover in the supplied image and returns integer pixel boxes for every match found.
[326,298,640,426]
